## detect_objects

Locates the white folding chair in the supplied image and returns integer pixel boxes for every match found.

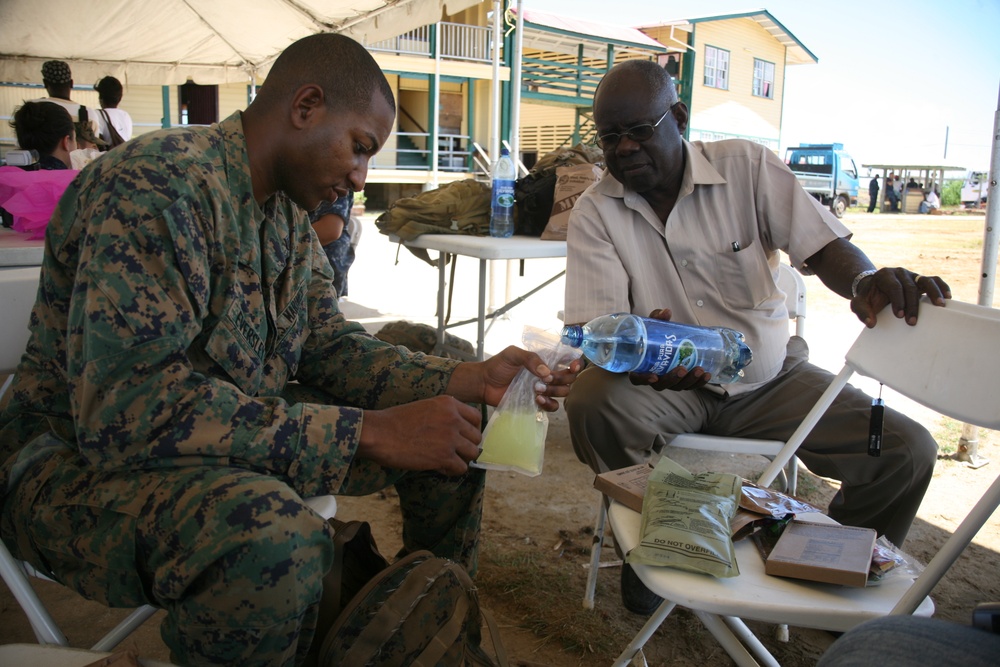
[0,266,338,650]
[583,263,806,609]
[608,297,1000,666]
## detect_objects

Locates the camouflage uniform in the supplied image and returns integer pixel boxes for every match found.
[0,112,485,666]
[309,192,355,297]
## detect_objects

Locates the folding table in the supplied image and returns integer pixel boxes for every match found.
[393,234,567,360]
[0,227,45,267]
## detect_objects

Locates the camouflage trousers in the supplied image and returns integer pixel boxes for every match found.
[2,444,485,667]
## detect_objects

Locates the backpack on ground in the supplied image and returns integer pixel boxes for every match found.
[315,518,508,667]
[375,320,475,360]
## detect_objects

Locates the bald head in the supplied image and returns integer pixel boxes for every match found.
[253,33,395,115]
[595,59,678,115]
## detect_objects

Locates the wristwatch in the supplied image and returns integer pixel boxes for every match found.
[851,269,878,298]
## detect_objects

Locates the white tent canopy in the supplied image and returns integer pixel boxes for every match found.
[0,0,482,86]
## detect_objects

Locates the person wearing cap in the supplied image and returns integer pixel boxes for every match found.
[36,59,107,145]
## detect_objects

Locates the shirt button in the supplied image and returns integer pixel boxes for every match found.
[696,300,704,307]
[681,259,689,267]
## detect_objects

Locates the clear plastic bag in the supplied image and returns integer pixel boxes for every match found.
[472,326,581,477]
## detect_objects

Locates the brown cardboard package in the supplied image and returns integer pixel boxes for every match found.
[539,163,603,240]
[764,520,876,587]
[593,462,652,513]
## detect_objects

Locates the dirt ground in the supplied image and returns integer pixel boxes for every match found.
[2,209,999,665]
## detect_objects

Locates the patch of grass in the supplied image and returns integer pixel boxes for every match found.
[933,417,996,458]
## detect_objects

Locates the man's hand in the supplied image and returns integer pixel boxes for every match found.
[476,345,582,411]
[851,267,951,328]
[628,308,712,392]
[358,346,582,476]
[358,396,485,476]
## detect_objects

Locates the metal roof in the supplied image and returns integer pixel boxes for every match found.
[639,9,818,66]
[518,9,668,60]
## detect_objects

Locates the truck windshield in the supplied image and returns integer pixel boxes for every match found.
[785,151,833,175]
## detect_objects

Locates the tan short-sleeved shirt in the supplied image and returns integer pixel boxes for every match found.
[565,139,851,395]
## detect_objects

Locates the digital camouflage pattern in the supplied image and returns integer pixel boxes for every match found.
[318,550,501,666]
[0,111,484,666]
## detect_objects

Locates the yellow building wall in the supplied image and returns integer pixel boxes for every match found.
[687,19,784,149]
[518,103,585,158]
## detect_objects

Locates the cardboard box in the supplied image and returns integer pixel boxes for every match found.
[764,520,876,587]
[540,163,603,240]
[593,463,653,513]
[593,464,810,539]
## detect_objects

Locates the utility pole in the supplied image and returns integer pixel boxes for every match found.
[957,81,1000,468]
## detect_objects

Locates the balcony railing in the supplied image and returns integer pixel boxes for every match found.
[366,22,494,63]
[371,132,474,172]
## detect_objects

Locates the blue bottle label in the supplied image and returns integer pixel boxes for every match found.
[494,181,515,208]
[645,335,699,375]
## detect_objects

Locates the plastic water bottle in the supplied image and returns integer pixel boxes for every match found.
[560,313,753,384]
[489,147,516,238]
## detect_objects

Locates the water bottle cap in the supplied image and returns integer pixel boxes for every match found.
[737,341,753,370]
[500,147,509,156]
[560,325,583,347]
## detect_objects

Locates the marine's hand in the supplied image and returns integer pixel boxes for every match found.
[478,346,582,411]
[851,267,951,327]
[358,396,483,476]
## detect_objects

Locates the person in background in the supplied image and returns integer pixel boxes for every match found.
[35,60,105,143]
[564,59,947,615]
[9,101,76,169]
[310,191,358,298]
[0,33,580,666]
[919,188,940,214]
[94,76,133,146]
[867,174,880,213]
[891,174,903,212]
[69,119,105,169]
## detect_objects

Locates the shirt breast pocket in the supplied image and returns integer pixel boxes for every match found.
[271,284,307,379]
[203,299,264,396]
[715,241,774,310]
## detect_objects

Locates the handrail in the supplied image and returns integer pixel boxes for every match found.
[366,21,494,63]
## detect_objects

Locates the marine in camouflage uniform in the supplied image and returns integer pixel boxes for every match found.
[0,37,545,667]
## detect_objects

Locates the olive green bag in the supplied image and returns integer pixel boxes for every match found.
[315,519,508,667]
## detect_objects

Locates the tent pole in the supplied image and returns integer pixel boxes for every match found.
[958,78,1000,469]
[509,0,524,175]
[490,0,502,162]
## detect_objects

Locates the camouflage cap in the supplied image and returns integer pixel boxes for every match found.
[42,60,72,85]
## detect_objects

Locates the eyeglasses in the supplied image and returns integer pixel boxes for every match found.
[594,103,677,150]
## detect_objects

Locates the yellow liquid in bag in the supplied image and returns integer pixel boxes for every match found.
[477,409,547,476]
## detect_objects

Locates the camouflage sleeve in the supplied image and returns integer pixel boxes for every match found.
[308,191,353,223]
[294,236,461,406]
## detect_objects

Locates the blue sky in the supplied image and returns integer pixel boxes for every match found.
[525,0,1000,172]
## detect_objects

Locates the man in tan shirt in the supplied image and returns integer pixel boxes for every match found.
[565,59,949,614]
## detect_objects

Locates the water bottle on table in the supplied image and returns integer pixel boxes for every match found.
[489,147,516,238]
[560,313,753,384]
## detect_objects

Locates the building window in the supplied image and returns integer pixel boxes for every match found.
[704,46,729,90]
[753,59,775,99]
